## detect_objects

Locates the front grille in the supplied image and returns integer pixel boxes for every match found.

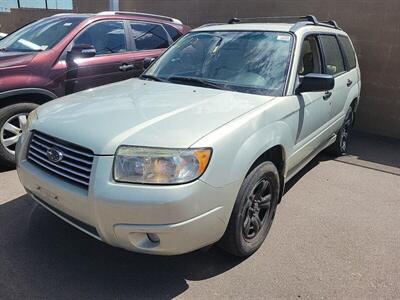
[27,131,94,188]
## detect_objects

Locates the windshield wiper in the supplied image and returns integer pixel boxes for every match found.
[140,74,168,82]
[167,76,231,91]
[0,48,7,52]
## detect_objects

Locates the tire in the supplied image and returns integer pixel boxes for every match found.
[327,106,354,156]
[218,162,280,257]
[0,103,39,167]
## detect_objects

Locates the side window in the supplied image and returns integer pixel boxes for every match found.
[298,35,322,76]
[130,22,170,50]
[74,21,127,55]
[338,36,357,70]
[319,35,345,76]
[163,24,182,42]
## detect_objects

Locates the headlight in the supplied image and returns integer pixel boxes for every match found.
[25,109,38,131]
[114,146,212,184]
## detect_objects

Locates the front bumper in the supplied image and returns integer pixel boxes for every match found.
[17,142,240,255]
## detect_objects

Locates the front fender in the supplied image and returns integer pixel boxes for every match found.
[228,121,292,183]
[194,109,294,188]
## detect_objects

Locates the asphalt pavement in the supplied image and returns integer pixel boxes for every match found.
[0,132,399,299]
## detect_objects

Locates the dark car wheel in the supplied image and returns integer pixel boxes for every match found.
[218,162,280,257]
[328,106,354,156]
[0,103,39,167]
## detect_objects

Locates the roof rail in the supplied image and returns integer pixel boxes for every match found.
[225,15,341,31]
[197,22,226,28]
[97,11,183,25]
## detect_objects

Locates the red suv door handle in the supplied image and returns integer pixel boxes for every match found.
[119,64,134,72]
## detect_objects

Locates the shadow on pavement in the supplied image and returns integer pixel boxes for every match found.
[285,131,400,194]
[337,131,400,174]
[0,164,13,173]
[0,195,244,299]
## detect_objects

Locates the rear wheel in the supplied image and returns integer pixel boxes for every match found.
[218,162,280,257]
[328,106,354,156]
[0,103,39,167]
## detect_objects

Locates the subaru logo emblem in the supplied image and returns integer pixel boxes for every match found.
[46,148,63,163]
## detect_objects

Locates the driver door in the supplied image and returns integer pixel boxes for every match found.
[288,35,333,171]
[64,20,135,94]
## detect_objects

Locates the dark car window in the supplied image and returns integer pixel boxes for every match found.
[319,35,345,76]
[163,24,182,42]
[338,36,357,70]
[0,16,86,52]
[74,21,127,55]
[130,22,170,50]
[298,35,322,76]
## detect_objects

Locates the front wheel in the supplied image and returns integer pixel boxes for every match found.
[218,162,280,257]
[0,103,39,167]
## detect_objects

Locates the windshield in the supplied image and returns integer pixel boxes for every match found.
[145,31,294,96]
[0,16,86,52]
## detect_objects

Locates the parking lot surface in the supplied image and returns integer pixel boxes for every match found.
[0,132,399,299]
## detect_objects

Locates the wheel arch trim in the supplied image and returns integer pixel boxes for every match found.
[0,88,58,101]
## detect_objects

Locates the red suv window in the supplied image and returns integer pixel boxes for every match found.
[130,22,170,51]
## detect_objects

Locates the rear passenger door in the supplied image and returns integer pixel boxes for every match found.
[318,35,350,122]
[127,22,173,74]
[338,35,359,111]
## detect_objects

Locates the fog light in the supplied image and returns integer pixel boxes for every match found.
[147,233,160,243]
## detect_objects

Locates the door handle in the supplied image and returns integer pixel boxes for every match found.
[323,91,332,100]
[119,64,134,72]
[347,79,353,87]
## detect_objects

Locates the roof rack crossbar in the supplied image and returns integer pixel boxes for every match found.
[97,11,183,25]
[322,20,341,30]
[226,15,341,31]
[228,15,318,24]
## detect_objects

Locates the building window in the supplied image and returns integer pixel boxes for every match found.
[0,0,73,10]
[0,0,19,11]
[20,0,46,8]
[47,0,73,10]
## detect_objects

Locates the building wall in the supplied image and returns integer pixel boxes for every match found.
[120,0,400,139]
[0,0,399,138]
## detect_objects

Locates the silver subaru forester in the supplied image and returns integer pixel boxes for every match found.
[16,16,360,257]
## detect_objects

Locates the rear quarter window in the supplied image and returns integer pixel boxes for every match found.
[338,36,357,70]
[131,22,170,50]
[163,24,182,42]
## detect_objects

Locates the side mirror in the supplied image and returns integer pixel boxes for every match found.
[67,44,96,62]
[143,57,156,69]
[296,73,335,94]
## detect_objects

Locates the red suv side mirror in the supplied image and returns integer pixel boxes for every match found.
[67,44,96,61]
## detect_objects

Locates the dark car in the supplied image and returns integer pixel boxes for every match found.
[0,11,190,166]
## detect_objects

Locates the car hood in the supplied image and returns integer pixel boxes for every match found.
[33,79,273,155]
[0,51,37,69]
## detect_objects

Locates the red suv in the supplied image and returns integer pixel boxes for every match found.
[0,11,190,166]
